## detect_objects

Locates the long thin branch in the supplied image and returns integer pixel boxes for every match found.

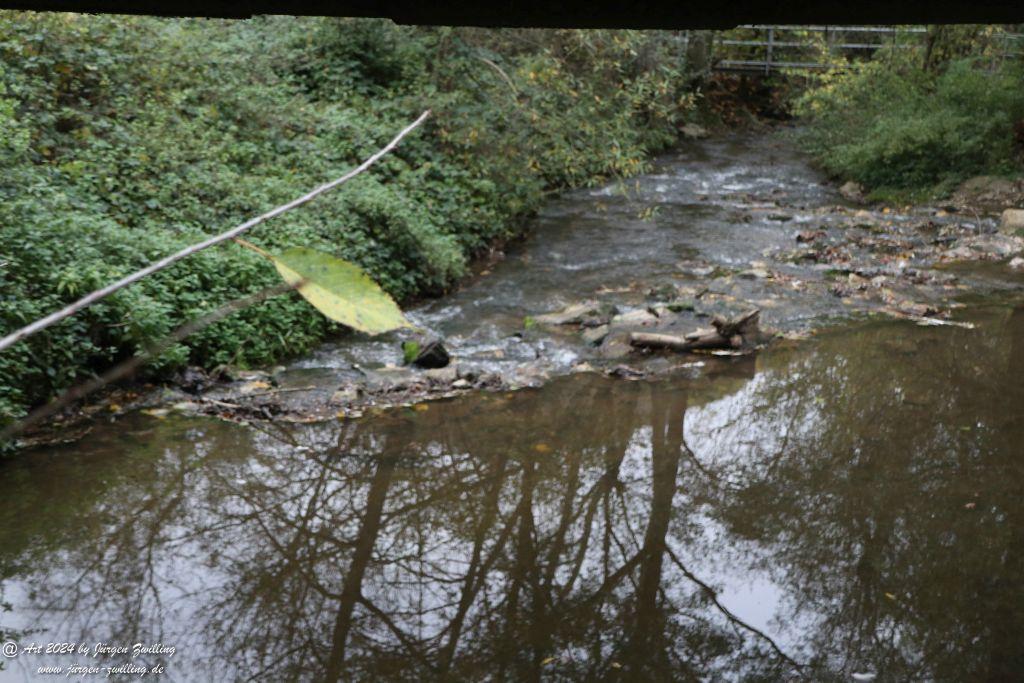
[0,109,431,354]
[664,546,804,671]
[477,56,519,99]
[1,281,296,442]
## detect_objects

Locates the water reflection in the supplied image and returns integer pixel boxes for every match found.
[1,306,1023,682]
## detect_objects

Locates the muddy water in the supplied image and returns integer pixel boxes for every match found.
[3,133,1024,682]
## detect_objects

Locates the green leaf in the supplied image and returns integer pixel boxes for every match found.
[250,244,410,335]
[402,340,420,364]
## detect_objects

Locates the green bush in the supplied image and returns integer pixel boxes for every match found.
[794,55,1024,195]
[0,14,696,427]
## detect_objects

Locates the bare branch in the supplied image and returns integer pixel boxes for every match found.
[664,545,804,671]
[2,281,296,442]
[0,110,432,354]
[477,56,520,99]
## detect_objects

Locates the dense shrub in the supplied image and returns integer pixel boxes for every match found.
[0,14,696,425]
[794,54,1024,196]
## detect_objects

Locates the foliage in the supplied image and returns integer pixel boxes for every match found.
[401,341,420,365]
[0,13,697,426]
[794,50,1024,195]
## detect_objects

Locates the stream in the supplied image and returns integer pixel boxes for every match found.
[2,130,1024,682]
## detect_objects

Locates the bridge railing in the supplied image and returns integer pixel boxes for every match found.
[711,25,1024,74]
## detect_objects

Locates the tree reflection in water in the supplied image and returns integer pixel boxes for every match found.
[1,306,1023,682]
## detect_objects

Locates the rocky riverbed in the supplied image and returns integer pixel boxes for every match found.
[22,129,1024,439]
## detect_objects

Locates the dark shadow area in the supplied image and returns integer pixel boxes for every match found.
[1,1,1023,28]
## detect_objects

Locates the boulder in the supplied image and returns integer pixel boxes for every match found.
[178,366,210,394]
[796,230,826,243]
[952,176,1023,215]
[738,268,770,280]
[330,385,360,404]
[424,365,458,384]
[581,324,610,346]
[363,367,420,393]
[216,366,272,383]
[961,175,1016,195]
[510,365,552,389]
[680,123,709,140]
[839,181,866,204]
[410,340,450,369]
[1009,256,1024,270]
[597,332,634,359]
[609,309,659,329]
[535,301,617,326]
[1000,209,1024,235]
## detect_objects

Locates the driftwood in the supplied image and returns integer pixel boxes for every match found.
[629,309,761,353]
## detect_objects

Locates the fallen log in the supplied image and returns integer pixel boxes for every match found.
[629,309,761,353]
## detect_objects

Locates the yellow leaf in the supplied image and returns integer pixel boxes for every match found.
[533,443,552,454]
[239,242,410,335]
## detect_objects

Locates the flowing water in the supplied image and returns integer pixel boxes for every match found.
[2,132,1024,682]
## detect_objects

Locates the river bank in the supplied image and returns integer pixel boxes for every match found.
[0,15,699,429]
[22,127,1023,442]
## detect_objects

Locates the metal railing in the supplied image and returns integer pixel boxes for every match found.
[712,25,1023,74]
